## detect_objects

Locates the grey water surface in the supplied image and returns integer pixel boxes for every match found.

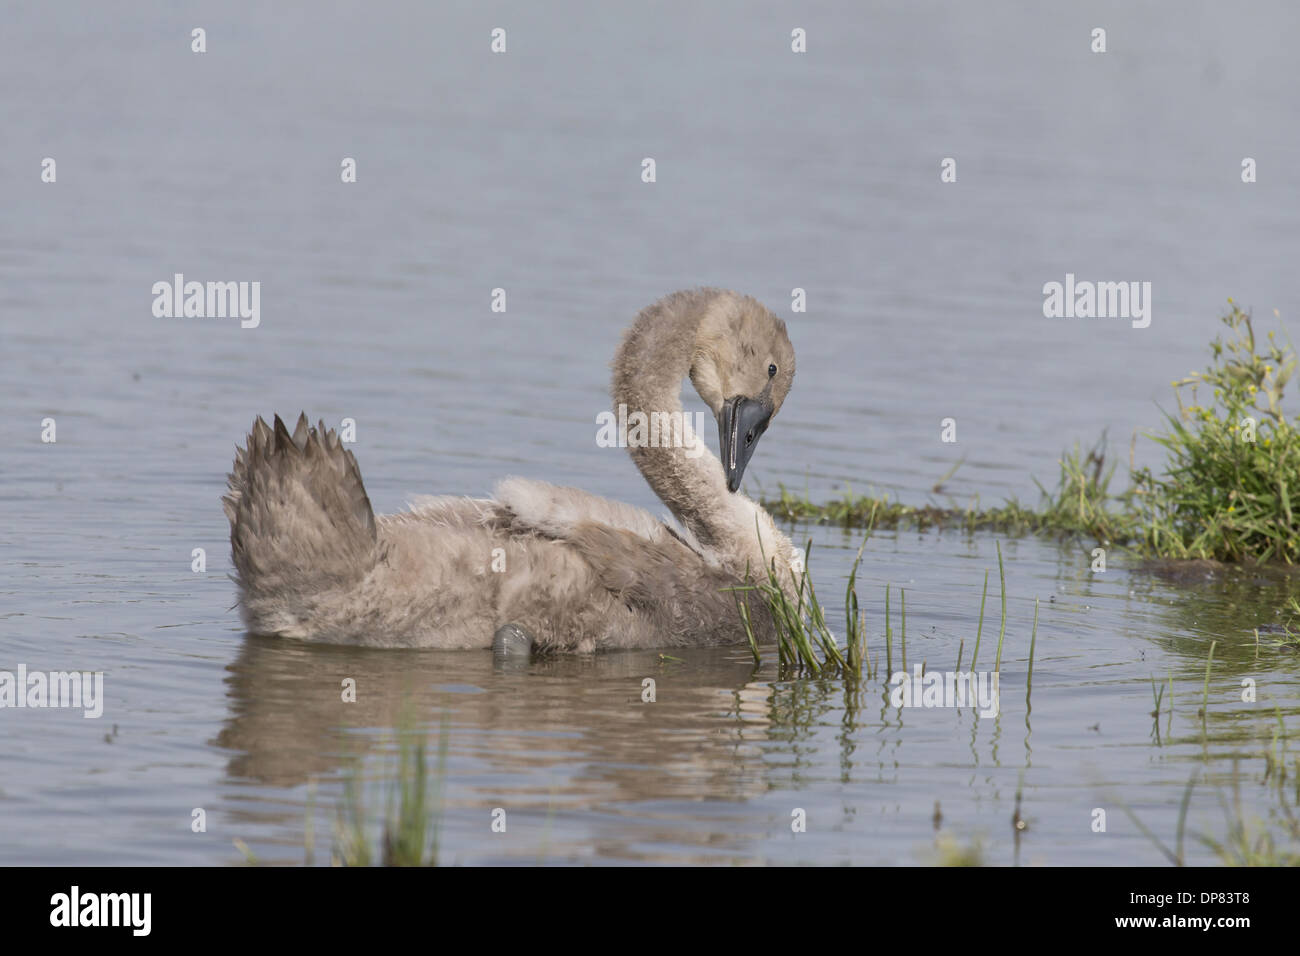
[2,1,1299,864]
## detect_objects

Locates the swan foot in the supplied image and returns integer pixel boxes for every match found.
[492,623,534,660]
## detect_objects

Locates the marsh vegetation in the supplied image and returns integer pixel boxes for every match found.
[765,303,1300,566]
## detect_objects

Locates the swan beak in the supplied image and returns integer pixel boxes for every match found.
[719,395,772,493]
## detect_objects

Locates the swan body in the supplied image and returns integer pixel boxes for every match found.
[224,289,800,651]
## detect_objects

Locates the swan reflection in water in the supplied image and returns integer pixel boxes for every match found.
[211,635,880,863]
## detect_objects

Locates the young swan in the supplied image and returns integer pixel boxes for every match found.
[224,288,801,652]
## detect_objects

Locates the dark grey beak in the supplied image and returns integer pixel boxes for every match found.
[718,395,773,493]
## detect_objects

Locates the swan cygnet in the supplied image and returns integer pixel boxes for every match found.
[223,288,801,652]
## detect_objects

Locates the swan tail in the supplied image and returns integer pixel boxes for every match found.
[223,413,379,634]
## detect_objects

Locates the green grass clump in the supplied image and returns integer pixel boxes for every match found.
[1272,598,1300,650]
[1134,302,1300,562]
[334,719,446,867]
[733,516,1011,678]
[761,434,1134,546]
[1031,436,1136,546]
[730,534,867,677]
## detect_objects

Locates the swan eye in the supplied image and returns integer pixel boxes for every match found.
[768,364,777,378]
[745,429,756,445]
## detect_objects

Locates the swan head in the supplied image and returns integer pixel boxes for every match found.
[689,292,796,493]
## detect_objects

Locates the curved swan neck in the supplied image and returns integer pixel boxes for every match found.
[611,291,782,565]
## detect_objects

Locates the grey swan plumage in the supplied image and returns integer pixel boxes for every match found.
[223,288,801,651]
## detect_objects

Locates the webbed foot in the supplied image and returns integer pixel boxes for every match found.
[492,623,534,661]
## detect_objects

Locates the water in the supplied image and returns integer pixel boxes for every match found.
[2,0,1299,865]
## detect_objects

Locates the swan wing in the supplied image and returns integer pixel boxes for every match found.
[492,477,685,549]
[491,478,750,638]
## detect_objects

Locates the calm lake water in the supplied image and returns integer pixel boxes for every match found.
[3,1,1299,865]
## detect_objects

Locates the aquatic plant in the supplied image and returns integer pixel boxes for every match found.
[333,717,446,867]
[730,537,863,677]
[1127,766,1300,867]
[761,434,1134,546]
[1264,599,1300,651]
[763,300,1300,566]
[732,516,1011,678]
[1133,302,1300,562]
[1124,693,1300,867]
